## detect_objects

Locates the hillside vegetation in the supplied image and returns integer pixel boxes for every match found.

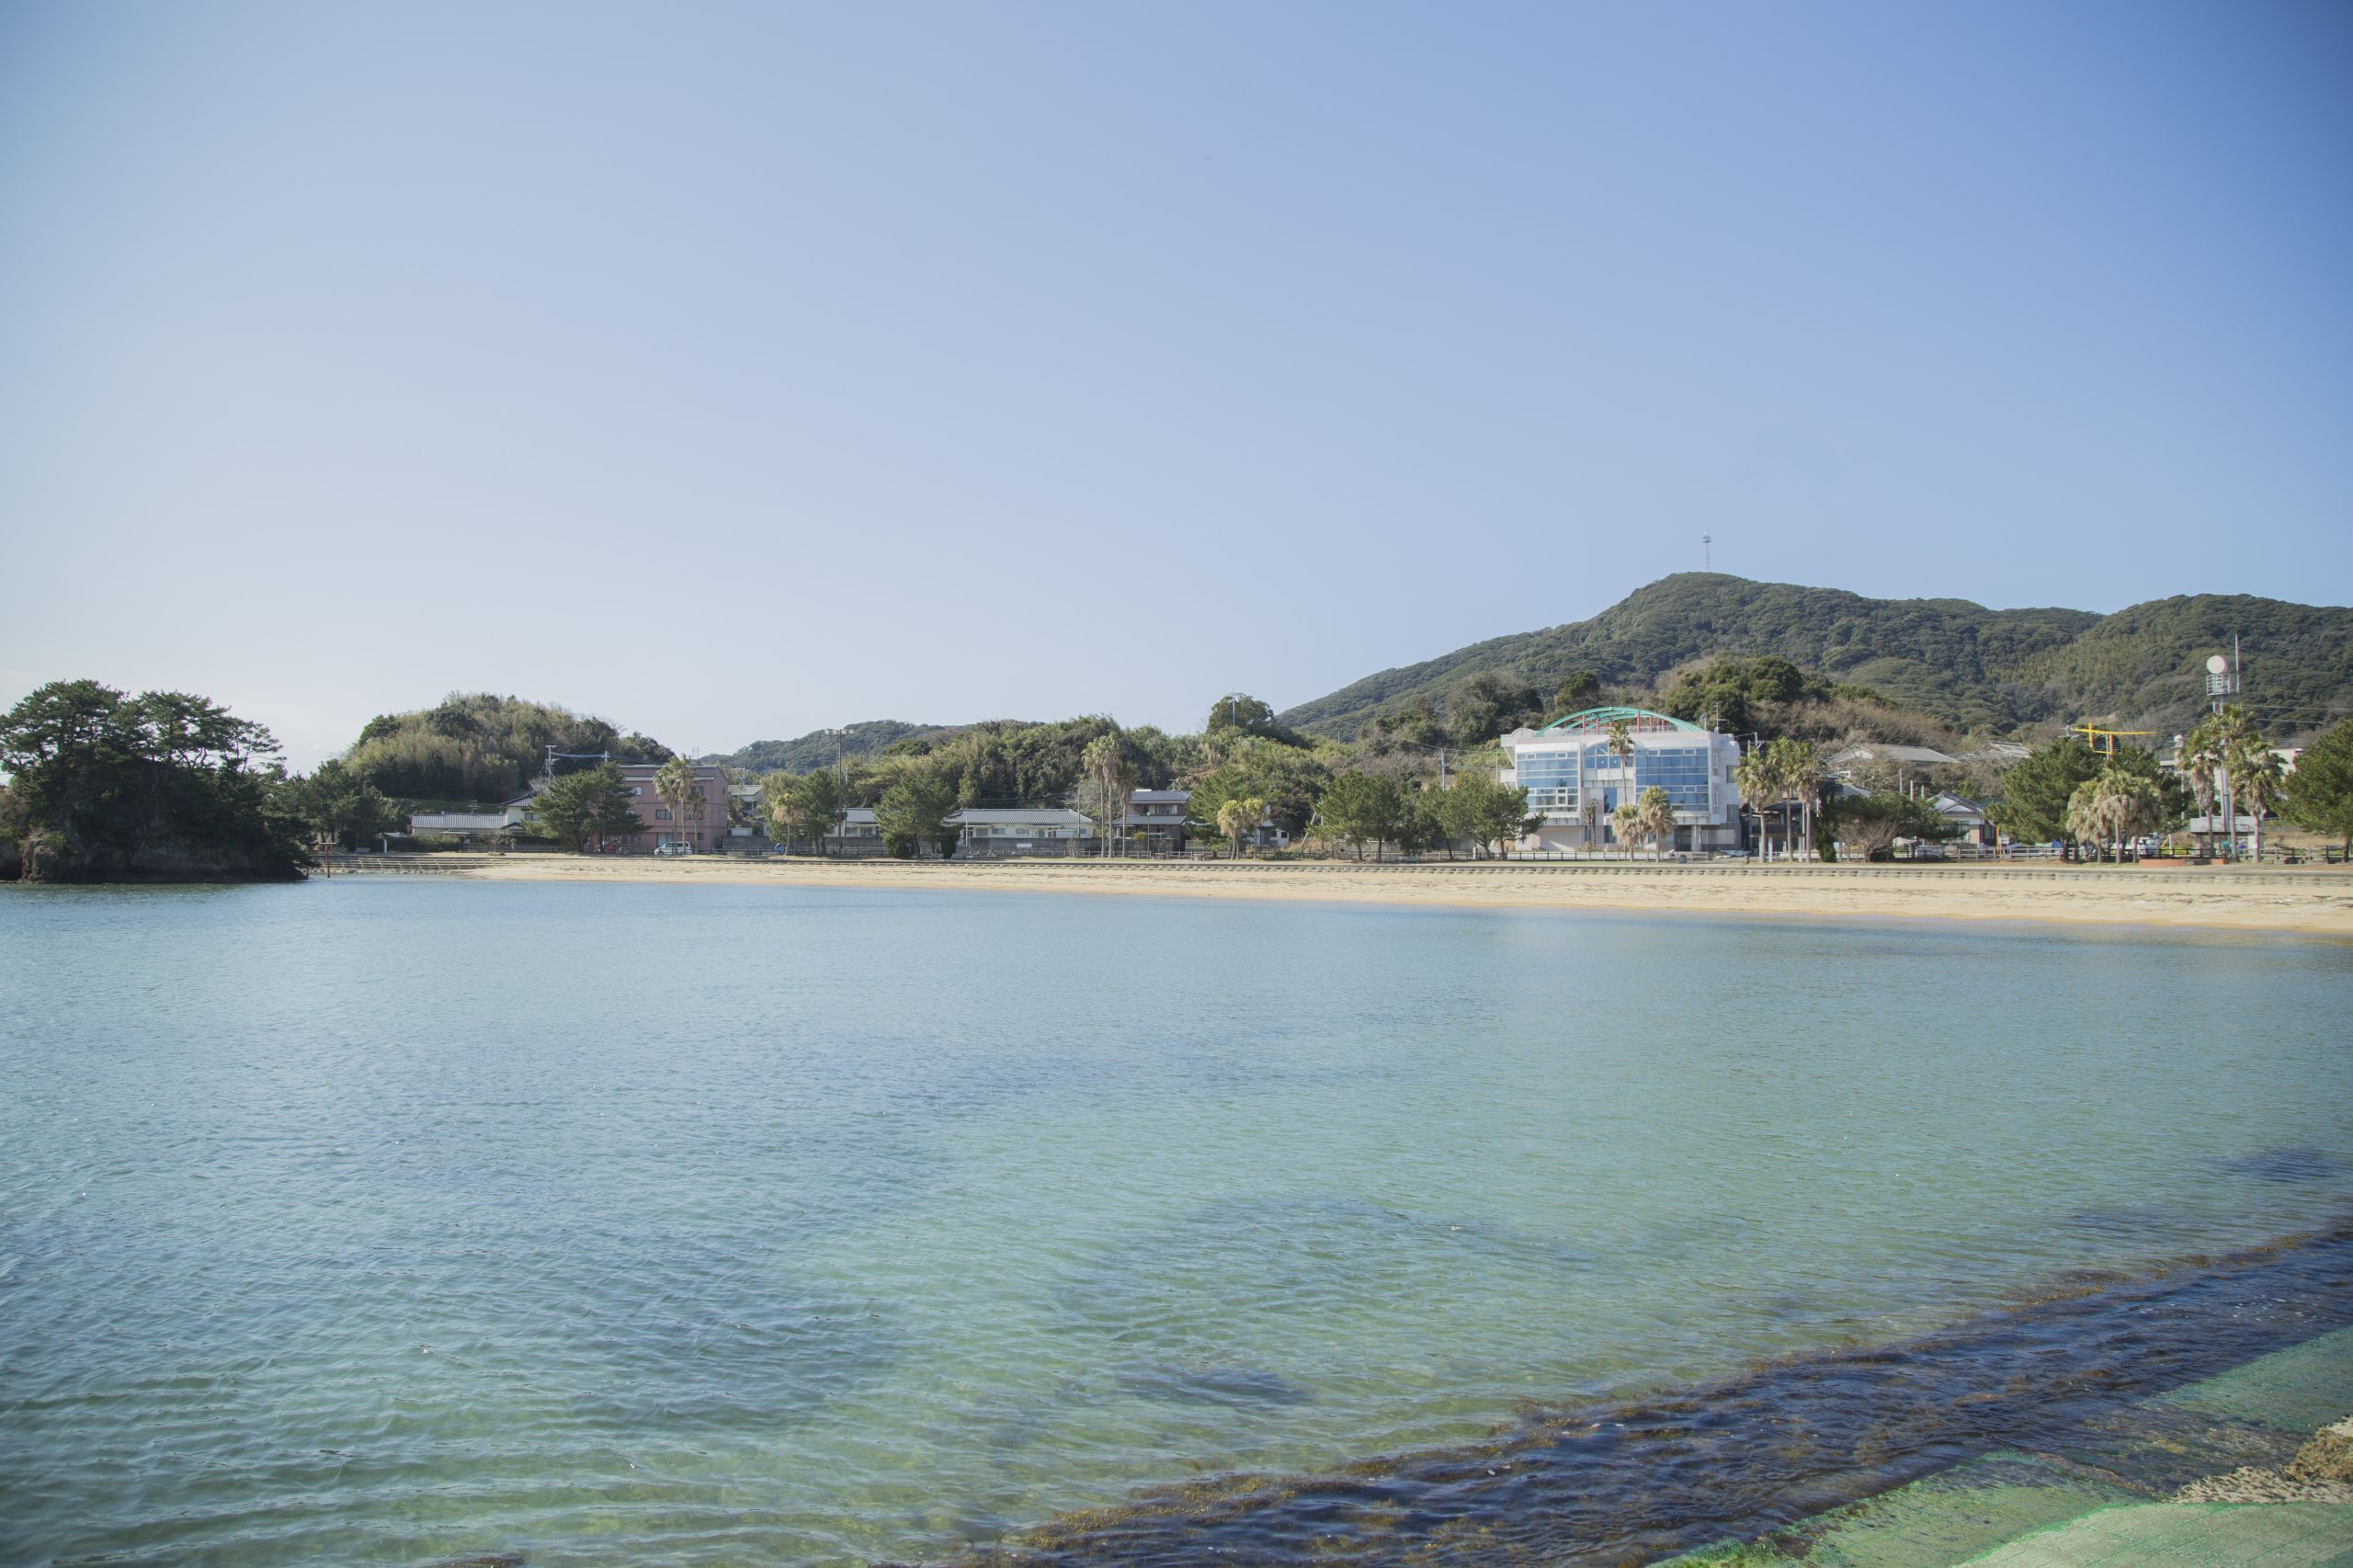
[2012,595,2353,737]
[1279,574,2348,741]
[346,695,672,803]
[756,718,1196,810]
[703,721,959,776]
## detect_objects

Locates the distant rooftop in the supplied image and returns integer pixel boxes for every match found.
[835,806,1093,825]
[615,761,724,777]
[1828,743,1957,767]
[953,808,1090,824]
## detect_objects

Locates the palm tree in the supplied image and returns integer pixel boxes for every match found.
[1763,737,1819,859]
[653,756,699,851]
[1602,719,1640,859]
[1609,799,1643,858]
[1733,746,1778,861]
[2065,777,2112,861]
[2067,769,2162,862]
[1605,717,1637,778]
[1790,746,1825,860]
[2196,705,2269,859]
[2228,734,2285,864]
[1080,734,1134,858]
[2180,719,2225,858]
[1637,785,1677,861]
[1761,739,1796,859]
[764,771,807,852]
[1217,795,1266,858]
[1579,792,1604,857]
[2111,772,2165,859]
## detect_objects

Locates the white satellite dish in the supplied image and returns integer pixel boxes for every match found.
[2206,654,2230,674]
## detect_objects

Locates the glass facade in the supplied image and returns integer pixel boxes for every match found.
[1620,744,1713,810]
[1514,748,1581,811]
[1514,742,1719,817]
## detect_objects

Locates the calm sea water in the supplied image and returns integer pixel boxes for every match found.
[2,880,2348,1566]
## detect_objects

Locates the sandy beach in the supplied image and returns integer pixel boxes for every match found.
[341,853,2353,935]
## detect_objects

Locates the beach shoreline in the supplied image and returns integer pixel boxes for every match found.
[326,853,2353,936]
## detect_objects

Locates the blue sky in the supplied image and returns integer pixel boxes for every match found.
[3,2,2347,765]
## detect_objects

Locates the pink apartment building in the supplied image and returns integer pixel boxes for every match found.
[608,762,729,851]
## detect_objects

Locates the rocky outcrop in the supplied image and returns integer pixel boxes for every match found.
[2174,1415,2353,1504]
[10,827,304,884]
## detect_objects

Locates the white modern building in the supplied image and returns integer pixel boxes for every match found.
[1499,707,1745,854]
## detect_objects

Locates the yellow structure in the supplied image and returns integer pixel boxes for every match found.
[2068,722,2154,756]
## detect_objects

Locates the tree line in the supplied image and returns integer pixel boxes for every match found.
[18,672,2350,878]
[738,684,2353,864]
[741,695,1546,861]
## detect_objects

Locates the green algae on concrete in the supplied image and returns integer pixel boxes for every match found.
[1957,1502,2353,1567]
[1667,1327,2353,1568]
[1671,1454,2140,1568]
[2158,1327,2353,1436]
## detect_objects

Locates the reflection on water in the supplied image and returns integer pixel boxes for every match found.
[1,881,2348,1566]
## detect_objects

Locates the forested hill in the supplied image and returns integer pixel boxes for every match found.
[1278,574,2351,739]
[345,695,672,803]
[703,721,960,775]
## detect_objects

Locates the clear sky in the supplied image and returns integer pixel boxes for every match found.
[3,2,2347,765]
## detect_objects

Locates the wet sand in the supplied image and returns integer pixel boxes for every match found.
[379,854,2353,936]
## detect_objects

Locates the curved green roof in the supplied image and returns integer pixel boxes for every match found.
[1536,706,1704,735]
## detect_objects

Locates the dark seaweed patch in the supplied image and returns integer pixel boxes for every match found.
[1116,1361,1315,1408]
[2209,1144,2343,1184]
[2058,1205,2184,1243]
[926,1217,2353,1567]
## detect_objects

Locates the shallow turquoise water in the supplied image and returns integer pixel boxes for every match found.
[1,880,2348,1565]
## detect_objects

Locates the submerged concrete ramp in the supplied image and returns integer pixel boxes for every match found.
[1674,1325,2353,1566]
[1959,1501,2353,1566]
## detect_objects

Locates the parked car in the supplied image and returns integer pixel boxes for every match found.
[654,842,693,857]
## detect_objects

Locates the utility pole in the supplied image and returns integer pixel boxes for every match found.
[829,729,847,857]
[2204,642,2245,858]
[2232,633,2245,861]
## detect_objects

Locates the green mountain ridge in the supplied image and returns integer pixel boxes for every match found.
[1278,574,2351,740]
